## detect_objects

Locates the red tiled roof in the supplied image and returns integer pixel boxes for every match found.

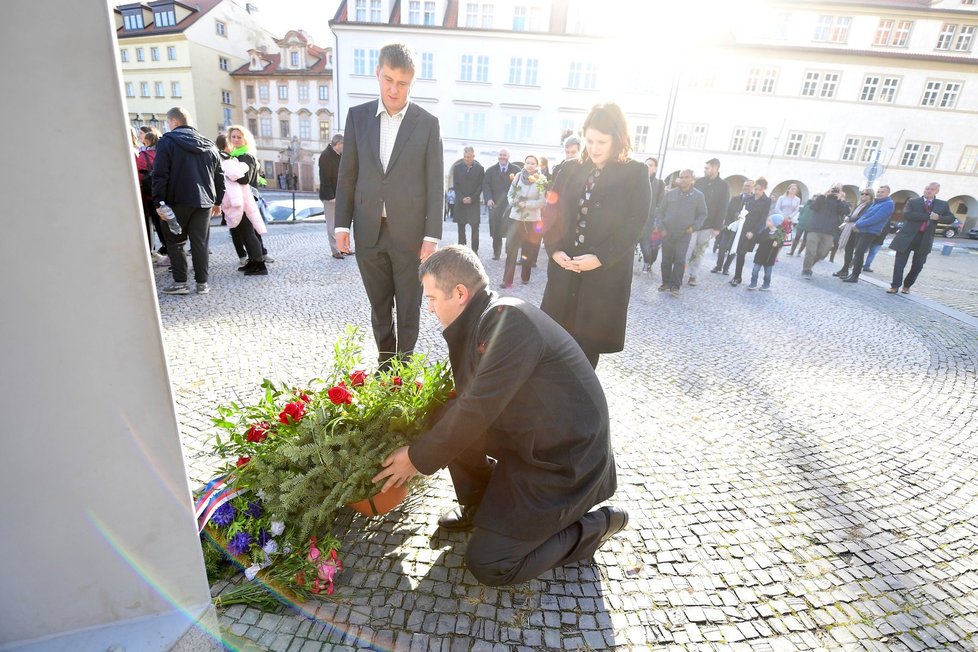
[230,45,333,77]
[115,0,223,38]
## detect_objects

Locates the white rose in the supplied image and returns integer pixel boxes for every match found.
[270,521,285,536]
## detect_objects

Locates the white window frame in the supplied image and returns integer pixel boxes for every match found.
[278,84,288,101]
[633,124,649,151]
[167,46,176,60]
[155,81,165,97]
[259,84,269,102]
[420,52,434,79]
[476,55,489,83]
[260,117,272,137]
[937,23,957,49]
[860,138,881,164]
[125,82,135,97]
[318,84,329,101]
[460,54,474,82]
[120,49,129,63]
[215,19,226,37]
[151,47,159,61]
[140,81,150,97]
[298,83,309,101]
[136,47,145,62]
[299,116,311,140]
[410,0,423,25]
[955,25,975,51]
[354,49,367,75]
[370,0,382,22]
[958,146,978,173]
[746,66,778,94]
[424,1,436,25]
[171,81,181,97]
[841,136,861,161]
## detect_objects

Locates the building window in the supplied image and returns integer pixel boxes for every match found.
[298,83,309,101]
[222,90,232,104]
[730,128,745,152]
[513,6,526,30]
[458,111,487,139]
[171,81,181,97]
[465,2,478,26]
[280,119,290,138]
[219,57,229,71]
[136,47,145,62]
[154,7,176,27]
[632,124,649,151]
[475,55,489,82]
[120,49,129,63]
[503,115,534,142]
[370,0,382,22]
[784,132,804,157]
[801,71,839,98]
[859,75,899,103]
[424,1,436,24]
[291,51,300,67]
[410,1,422,24]
[674,123,707,149]
[841,136,861,161]
[151,47,159,61]
[140,81,150,97]
[260,117,272,137]
[936,23,957,49]
[901,142,939,168]
[509,58,540,85]
[874,19,912,46]
[369,49,379,71]
[215,20,226,37]
[318,84,329,100]
[860,138,881,163]
[248,118,259,135]
[460,54,474,81]
[745,66,778,94]
[299,116,311,140]
[731,127,763,153]
[167,46,176,60]
[354,49,367,75]
[125,82,135,97]
[921,80,962,108]
[567,62,597,90]
[152,81,162,97]
[259,84,269,101]
[278,84,288,100]
[223,108,232,127]
[320,120,331,141]
[958,146,978,173]
[420,52,434,79]
[355,0,366,21]
[123,11,144,30]
[814,15,850,43]
[784,132,823,158]
[246,85,255,100]
[956,25,976,51]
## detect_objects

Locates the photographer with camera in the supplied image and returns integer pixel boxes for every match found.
[802,184,850,279]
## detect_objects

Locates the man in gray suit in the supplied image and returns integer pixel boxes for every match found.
[335,44,444,366]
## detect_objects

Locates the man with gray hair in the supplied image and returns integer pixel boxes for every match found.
[482,148,521,260]
[151,106,224,295]
[451,145,485,253]
[372,245,627,586]
[319,133,346,259]
[655,169,707,296]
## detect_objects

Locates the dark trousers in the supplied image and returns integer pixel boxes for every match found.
[231,217,264,263]
[837,232,858,274]
[354,220,423,364]
[639,234,660,266]
[457,221,479,254]
[143,199,167,254]
[660,232,692,289]
[231,227,265,259]
[891,233,929,290]
[503,220,541,285]
[714,230,733,269]
[447,448,610,587]
[161,206,211,284]
[732,234,754,282]
[848,232,877,280]
[489,203,508,259]
[788,229,807,256]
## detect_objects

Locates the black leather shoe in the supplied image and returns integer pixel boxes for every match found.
[437,504,478,531]
[598,506,628,544]
[842,276,858,283]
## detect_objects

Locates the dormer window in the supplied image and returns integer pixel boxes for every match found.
[154,4,176,27]
[291,51,300,67]
[123,9,144,30]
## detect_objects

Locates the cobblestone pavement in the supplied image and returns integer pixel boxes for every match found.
[157,223,978,651]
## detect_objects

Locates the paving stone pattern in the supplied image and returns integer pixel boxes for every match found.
[158,223,978,651]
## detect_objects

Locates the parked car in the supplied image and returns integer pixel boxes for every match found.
[266,199,324,222]
[887,218,962,238]
[968,227,978,240]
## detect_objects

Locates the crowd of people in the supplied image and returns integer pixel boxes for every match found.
[133,41,957,590]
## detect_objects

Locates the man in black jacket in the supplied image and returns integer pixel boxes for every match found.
[318,134,345,259]
[482,149,522,260]
[687,158,730,286]
[888,181,953,294]
[802,185,850,278]
[715,180,753,274]
[451,146,485,253]
[152,107,224,295]
[373,246,627,586]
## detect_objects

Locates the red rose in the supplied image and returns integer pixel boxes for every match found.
[349,370,367,387]
[278,400,306,424]
[327,384,353,405]
[415,380,423,391]
[392,377,403,386]
[236,456,250,467]
[296,391,312,403]
[245,421,270,443]
[295,571,305,586]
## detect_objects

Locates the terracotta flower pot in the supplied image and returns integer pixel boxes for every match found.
[346,483,409,517]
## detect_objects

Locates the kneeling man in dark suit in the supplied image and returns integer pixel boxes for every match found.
[373,245,627,586]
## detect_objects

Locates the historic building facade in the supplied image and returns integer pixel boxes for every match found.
[231,30,336,190]
[328,0,976,222]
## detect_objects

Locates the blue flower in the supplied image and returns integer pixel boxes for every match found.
[257,528,271,547]
[227,531,253,557]
[211,502,236,528]
[246,501,264,519]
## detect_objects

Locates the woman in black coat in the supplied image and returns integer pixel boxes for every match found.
[541,103,651,368]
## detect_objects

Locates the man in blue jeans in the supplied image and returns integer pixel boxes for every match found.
[655,169,707,296]
[152,107,225,295]
[842,186,894,283]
